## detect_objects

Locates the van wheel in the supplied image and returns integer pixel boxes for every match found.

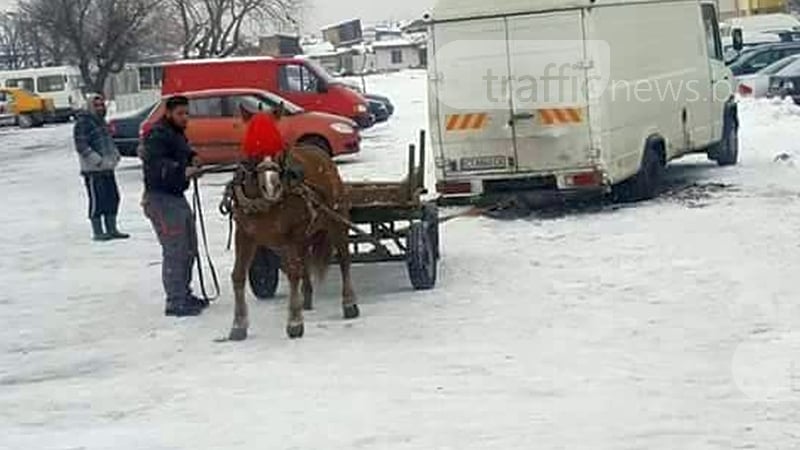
[712,114,739,167]
[613,139,666,203]
[298,136,332,156]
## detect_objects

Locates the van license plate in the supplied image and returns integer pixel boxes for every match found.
[460,156,508,171]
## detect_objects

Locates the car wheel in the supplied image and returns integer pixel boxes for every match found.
[298,136,332,156]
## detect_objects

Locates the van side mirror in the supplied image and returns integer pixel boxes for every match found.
[733,29,744,52]
[318,80,329,93]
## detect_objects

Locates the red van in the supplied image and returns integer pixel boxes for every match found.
[161,57,372,128]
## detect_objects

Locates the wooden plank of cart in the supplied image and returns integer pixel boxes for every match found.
[247,130,440,300]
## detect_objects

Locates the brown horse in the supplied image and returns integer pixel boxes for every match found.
[226,146,359,341]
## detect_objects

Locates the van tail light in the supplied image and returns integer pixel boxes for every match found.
[738,84,753,96]
[436,180,472,195]
[564,170,603,188]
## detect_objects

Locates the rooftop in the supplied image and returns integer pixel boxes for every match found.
[372,39,418,49]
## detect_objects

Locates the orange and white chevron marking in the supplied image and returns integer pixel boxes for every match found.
[538,108,584,126]
[445,113,489,132]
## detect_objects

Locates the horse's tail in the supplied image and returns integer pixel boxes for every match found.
[307,232,332,282]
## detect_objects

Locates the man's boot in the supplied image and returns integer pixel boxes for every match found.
[165,298,203,317]
[104,215,130,239]
[91,218,112,242]
[187,294,210,310]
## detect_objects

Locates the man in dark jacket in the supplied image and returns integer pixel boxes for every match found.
[73,93,129,241]
[141,96,207,317]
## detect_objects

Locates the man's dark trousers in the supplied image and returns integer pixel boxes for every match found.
[84,171,120,219]
[144,192,197,302]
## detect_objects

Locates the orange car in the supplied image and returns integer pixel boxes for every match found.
[140,88,361,165]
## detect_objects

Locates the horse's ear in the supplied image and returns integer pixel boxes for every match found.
[240,104,254,122]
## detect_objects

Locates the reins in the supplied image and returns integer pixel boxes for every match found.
[192,177,221,303]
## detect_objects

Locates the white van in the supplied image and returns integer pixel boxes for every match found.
[0,66,84,121]
[427,0,738,202]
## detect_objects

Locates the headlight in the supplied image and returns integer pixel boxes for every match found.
[356,104,367,113]
[330,123,355,134]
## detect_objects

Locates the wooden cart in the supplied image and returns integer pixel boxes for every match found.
[248,131,440,299]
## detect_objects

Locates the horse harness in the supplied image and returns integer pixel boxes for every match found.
[219,154,333,236]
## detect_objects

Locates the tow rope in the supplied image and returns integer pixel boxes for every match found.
[192,178,221,303]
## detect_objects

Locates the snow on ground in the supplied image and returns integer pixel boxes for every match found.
[3,72,800,449]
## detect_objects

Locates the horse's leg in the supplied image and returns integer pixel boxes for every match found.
[285,247,305,339]
[229,227,257,341]
[302,265,314,311]
[335,226,359,320]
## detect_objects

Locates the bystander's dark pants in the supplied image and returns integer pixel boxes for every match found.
[83,171,120,219]
[143,192,197,302]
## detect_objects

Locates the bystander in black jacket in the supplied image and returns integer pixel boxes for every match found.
[141,118,196,196]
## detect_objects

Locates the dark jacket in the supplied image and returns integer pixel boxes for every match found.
[141,118,196,196]
[74,111,120,174]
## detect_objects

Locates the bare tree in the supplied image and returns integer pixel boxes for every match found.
[0,13,27,69]
[19,0,162,92]
[172,0,302,59]
[16,9,69,67]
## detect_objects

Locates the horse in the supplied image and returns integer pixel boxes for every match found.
[225,145,359,341]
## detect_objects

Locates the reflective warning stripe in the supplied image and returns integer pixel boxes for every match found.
[538,108,584,126]
[445,113,489,131]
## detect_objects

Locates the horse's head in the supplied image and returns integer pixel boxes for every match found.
[238,157,283,203]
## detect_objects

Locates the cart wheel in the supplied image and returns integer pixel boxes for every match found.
[249,247,281,300]
[422,202,440,260]
[407,222,437,290]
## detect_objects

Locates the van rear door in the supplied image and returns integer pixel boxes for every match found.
[506,11,594,173]
[431,18,516,176]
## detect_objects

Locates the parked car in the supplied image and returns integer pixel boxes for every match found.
[723,32,782,64]
[161,57,372,128]
[368,99,389,123]
[364,93,395,117]
[109,103,156,157]
[140,88,361,165]
[737,54,800,97]
[0,87,55,128]
[766,58,800,104]
[343,82,396,118]
[728,42,800,76]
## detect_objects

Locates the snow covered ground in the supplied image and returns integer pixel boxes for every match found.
[4,71,800,449]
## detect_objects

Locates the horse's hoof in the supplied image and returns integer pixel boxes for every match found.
[286,323,305,339]
[303,301,314,311]
[229,327,248,341]
[343,304,360,320]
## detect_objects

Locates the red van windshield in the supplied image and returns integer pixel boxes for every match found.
[304,59,335,84]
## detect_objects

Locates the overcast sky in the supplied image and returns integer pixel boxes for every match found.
[0,0,434,33]
[305,0,433,31]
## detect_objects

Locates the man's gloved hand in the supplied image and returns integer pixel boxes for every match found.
[87,152,103,168]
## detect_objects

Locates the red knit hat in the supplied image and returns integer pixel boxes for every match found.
[241,112,284,158]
